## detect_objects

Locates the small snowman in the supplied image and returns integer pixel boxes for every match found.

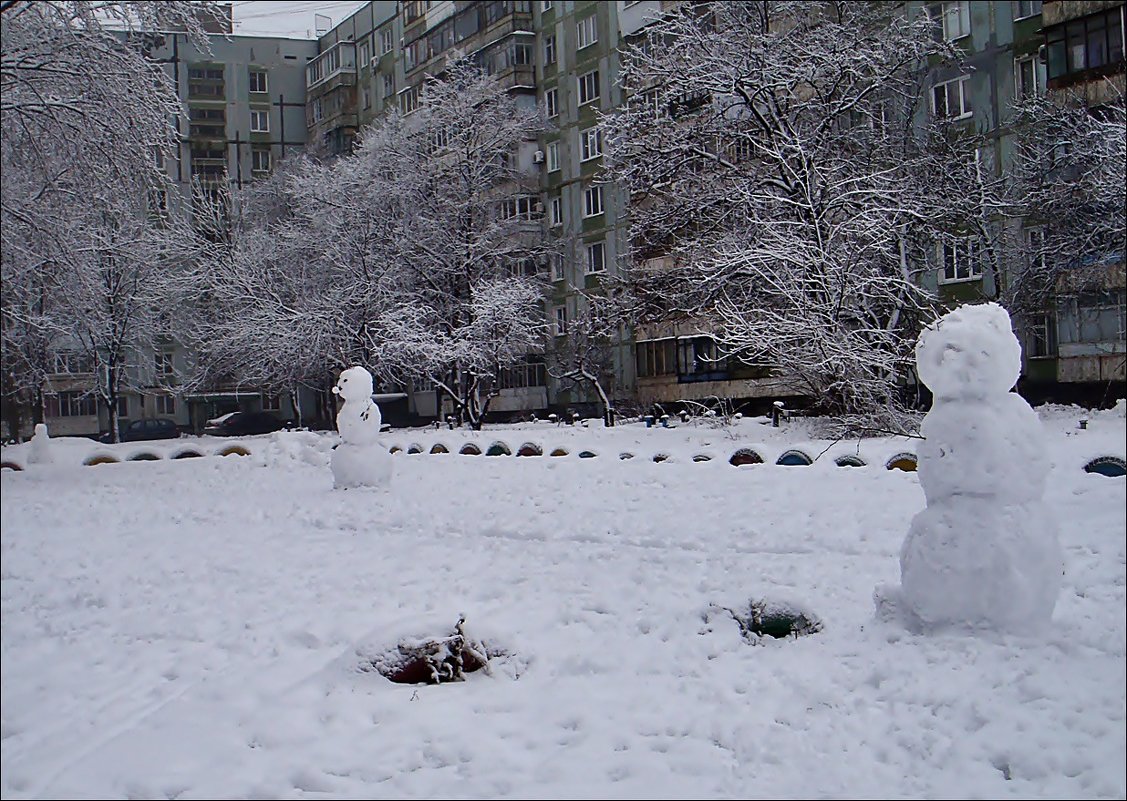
[876,303,1063,634]
[28,423,53,465]
[330,365,393,490]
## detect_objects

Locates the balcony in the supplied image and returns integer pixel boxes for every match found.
[306,41,356,91]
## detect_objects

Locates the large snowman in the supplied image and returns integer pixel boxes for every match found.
[330,365,393,490]
[877,303,1063,634]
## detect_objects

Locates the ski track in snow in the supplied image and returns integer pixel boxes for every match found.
[1,424,1125,799]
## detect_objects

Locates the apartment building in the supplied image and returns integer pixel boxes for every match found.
[1031,0,1126,396]
[297,0,1122,420]
[39,1,1121,439]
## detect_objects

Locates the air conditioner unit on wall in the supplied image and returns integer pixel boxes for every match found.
[533,149,545,163]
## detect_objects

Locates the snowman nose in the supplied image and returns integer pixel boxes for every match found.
[331,386,340,395]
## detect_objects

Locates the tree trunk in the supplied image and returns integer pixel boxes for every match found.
[289,388,303,427]
[104,393,121,444]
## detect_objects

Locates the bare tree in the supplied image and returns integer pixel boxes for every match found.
[384,58,551,428]
[546,289,624,426]
[1005,88,1126,317]
[189,58,549,430]
[1,1,223,440]
[184,151,409,419]
[603,1,968,428]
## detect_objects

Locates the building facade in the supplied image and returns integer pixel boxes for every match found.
[903,0,1124,403]
[247,0,1127,422]
[36,0,1124,440]
[41,24,320,439]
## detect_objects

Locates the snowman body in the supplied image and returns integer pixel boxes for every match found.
[892,303,1063,633]
[28,423,53,465]
[330,366,392,490]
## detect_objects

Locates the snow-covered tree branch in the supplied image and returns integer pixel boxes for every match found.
[1005,88,1126,317]
[603,0,973,427]
[189,58,549,429]
[1,1,224,440]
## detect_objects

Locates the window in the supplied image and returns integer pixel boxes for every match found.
[52,351,92,374]
[427,126,450,154]
[1025,227,1047,273]
[936,1,971,40]
[543,34,556,66]
[1073,289,1127,343]
[188,65,225,98]
[250,110,269,132]
[501,195,541,220]
[1014,55,1041,99]
[155,351,174,377]
[400,84,420,114]
[585,241,605,273]
[580,126,602,161]
[545,87,558,117]
[359,41,370,67]
[1028,314,1057,357]
[499,357,547,389]
[155,394,176,415]
[678,336,726,379]
[249,69,268,93]
[252,149,271,173]
[404,38,425,70]
[381,28,394,54]
[547,141,560,171]
[635,339,676,377]
[363,87,372,109]
[382,73,395,97]
[583,184,603,217]
[541,0,552,11]
[404,0,425,23]
[553,305,568,336]
[493,40,531,69]
[578,70,599,105]
[192,161,226,181]
[932,75,971,120]
[576,15,597,49]
[190,106,225,138]
[46,391,97,417]
[939,239,981,282]
[261,393,281,411]
[1044,7,1125,82]
[1014,0,1042,20]
[191,146,225,162]
[550,196,562,227]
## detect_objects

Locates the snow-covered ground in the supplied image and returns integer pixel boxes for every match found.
[2,405,1124,799]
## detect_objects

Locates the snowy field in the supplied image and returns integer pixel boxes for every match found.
[2,406,1125,799]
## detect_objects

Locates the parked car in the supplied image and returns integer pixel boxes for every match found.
[203,411,289,437]
[99,418,180,443]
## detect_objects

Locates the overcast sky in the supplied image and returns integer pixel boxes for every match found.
[230,1,369,39]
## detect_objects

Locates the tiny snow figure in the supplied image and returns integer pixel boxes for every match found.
[27,423,53,465]
[875,303,1063,634]
[330,366,392,490]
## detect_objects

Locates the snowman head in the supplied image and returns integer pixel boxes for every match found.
[916,302,1021,400]
[331,366,374,404]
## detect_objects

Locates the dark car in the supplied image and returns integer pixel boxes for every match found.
[100,418,180,443]
[203,411,288,437]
